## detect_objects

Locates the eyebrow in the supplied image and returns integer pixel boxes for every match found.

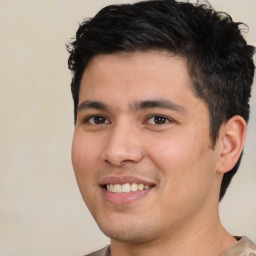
[77,100,109,112]
[130,98,188,114]
[77,98,187,114]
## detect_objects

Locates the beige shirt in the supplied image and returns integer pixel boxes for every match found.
[84,237,256,256]
[220,237,256,256]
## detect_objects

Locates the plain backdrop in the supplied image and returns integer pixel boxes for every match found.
[0,0,255,255]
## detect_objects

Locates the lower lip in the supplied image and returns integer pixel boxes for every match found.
[101,187,153,205]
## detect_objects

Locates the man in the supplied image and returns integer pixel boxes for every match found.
[67,0,256,255]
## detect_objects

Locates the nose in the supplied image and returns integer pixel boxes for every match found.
[102,121,145,166]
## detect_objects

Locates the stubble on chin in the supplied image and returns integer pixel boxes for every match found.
[98,218,159,244]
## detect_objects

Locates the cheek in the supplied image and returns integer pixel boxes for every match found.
[146,131,212,188]
[147,134,196,170]
[71,133,101,208]
[147,135,216,217]
[72,132,101,170]
[72,134,86,174]
[71,132,99,191]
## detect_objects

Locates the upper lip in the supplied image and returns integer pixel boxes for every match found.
[99,175,156,186]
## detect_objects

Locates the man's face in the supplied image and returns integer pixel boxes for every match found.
[72,51,222,244]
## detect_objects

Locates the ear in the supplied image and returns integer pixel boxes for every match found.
[216,115,247,174]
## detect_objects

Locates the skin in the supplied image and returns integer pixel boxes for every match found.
[72,51,246,256]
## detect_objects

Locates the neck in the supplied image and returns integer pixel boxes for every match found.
[110,213,236,256]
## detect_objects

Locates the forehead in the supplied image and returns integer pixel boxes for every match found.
[79,50,195,102]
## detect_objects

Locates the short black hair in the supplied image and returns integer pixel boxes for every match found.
[67,0,255,200]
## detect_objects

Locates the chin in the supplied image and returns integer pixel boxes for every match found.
[97,218,158,244]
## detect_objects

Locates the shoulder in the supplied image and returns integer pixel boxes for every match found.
[83,246,110,256]
[239,237,256,255]
[221,237,256,256]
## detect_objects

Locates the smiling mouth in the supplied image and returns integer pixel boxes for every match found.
[104,183,153,193]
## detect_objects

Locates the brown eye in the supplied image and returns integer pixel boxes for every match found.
[147,115,171,125]
[87,116,110,125]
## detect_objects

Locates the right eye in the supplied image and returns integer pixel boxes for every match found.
[85,115,110,125]
[146,115,171,125]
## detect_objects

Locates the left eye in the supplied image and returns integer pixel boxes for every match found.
[147,115,171,125]
[87,116,110,125]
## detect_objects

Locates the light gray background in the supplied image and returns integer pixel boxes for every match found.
[0,0,255,255]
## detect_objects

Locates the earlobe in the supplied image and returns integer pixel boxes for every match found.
[216,115,247,174]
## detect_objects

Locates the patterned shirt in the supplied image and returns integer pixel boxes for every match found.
[84,237,256,256]
[220,237,256,256]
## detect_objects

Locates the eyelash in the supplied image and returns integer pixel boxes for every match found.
[82,114,173,126]
[83,115,110,125]
[145,115,173,125]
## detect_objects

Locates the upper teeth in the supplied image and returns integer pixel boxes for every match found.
[106,183,150,193]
